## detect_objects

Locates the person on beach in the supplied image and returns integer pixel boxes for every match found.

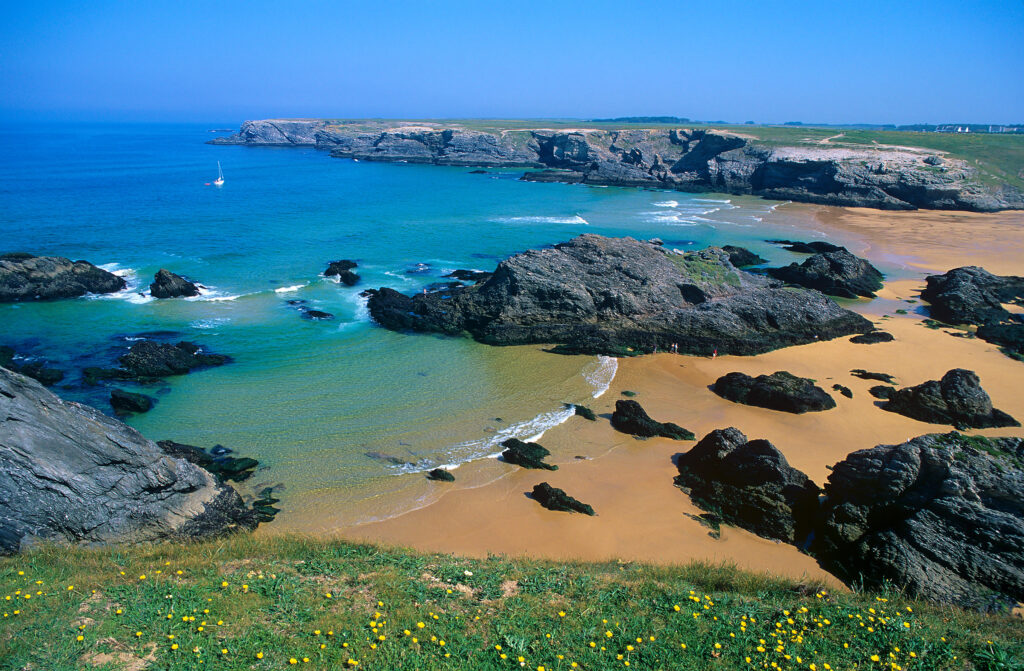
[712,348,718,359]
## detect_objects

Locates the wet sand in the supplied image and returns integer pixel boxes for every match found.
[328,206,1024,583]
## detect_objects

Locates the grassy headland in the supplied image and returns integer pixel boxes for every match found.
[2,536,1020,670]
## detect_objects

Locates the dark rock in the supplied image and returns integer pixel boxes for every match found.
[976,322,1024,359]
[766,240,845,254]
[110,389,154,415]
[685,512,724,539]
[468,169,488,174]
[0,254,126,302]
[427,468,455,482]
[832,384,853,398]
[881,369,1019,429]
[149,269,200,299]
[611,400,694,439]
[531,482,595,515]
[850,331,895,344]
[83,366,135,385]
[0,368,257,555]
[721,245,767,267]
[920,266,1024,326]
[301,309,335,320]
[405,262,432,275]
[674,427,820,543]
[500,438,558,470]
[569,403,597,421]
[712,371,836,413]
[119,341,230,379]
[158,440,259,482]
[214,457,260,481]
[814,432,1024,609]
[444,269,493,283]
[621,390,637,397]
[0,347,64,386]
[766,247,884,299]
[851,369,897,384]
[325,259,360,286]
[869,385,895,400]
[365,235,872,357]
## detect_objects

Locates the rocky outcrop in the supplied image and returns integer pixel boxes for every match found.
[0,368,257,555]
[212,121,1024,211]
[569,403,596,421]
[721,246,767,268]
[110,389,154,415]
[765,247,884,299]
[324,260,360,286]
[611,400,694,440]
[364,235,872,356]
[531,482,595,515]
[500,438,557,470]
[881,369,1019,429]
[426,468,455,482]
[815,432,1024,610]
[118,341,230,379]
[157,441,259,482]
[919,267,1024,359]
[150,269,200,298]
[674,428,820,543]
[920,266,1024,326]
[832,384,853,398]
[850,331,894,344]
[0,346,63,386]
[0,253,126,302]
[712,371,836,413]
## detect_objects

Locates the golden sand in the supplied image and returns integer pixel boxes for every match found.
[330,206,1024,582]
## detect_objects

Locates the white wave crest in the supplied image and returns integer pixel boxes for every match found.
[274,284,307,293]
[584,355,618,398]
[383,270,416,284]
[190,317,231,329]
[493,215,589,225]
[693,197,732,203]
[653,200,679,207]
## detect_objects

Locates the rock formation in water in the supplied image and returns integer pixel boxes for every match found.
[211,121,1024,211]
[712,371,837,413]
[674,428,820,543]
[0,346,64,386]
[815,432,1024,610]
[109,388,154,415]
[118,341,230,379]
[150,269,200,298]
[364,235,872,356]
[0,367,257,555]
[611,400,694,440]
[0,253,126,302]
[324,259,360,286]
[500,438,557,470]
[881,368,1019,429]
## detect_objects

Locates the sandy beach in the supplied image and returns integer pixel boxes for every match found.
[327,205,1024,584]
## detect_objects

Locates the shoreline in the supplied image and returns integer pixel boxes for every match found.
[294,204,1024,582]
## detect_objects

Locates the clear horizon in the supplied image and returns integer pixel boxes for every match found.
[2,0,1022,125]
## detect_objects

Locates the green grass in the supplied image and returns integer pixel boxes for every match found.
[2,535,1021,670]
[669,252,742,289]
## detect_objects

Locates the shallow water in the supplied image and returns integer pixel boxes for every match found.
[0,123,913,529]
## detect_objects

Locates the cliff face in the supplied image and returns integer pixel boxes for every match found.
[211,120,1024,212]
[0,367,256,554]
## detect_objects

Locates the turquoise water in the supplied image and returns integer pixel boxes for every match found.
[1,123,855,528]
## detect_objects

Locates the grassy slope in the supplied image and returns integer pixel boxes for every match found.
[318,119,1024,191]
[1,536,1021,670]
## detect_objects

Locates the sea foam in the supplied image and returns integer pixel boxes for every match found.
[493,215,589,225]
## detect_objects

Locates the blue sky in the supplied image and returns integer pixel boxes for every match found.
[1,0,1021,123]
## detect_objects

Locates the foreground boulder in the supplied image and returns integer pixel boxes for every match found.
[0,253,126,302]
[365,235,871,356]
[881,369,1018,429]
[150,269,200,298]
[0,368,257,554]
[531,482,595,515]
[765,246,884,298]
[712,371,836,413]
[674,428,820,543]
[611,400,694,440]
[815,432,1024,610]
[500,438,557,470]
[920,266,1024,326]
[324,259,360,286]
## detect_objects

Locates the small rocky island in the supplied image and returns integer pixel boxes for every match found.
[364,235,872,356]
[0,253,126,301]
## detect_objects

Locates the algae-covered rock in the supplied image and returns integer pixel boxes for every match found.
[500,438,558,470]
[611,400,694,440]
[531,482,595,515]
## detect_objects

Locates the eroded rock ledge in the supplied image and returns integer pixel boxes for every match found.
[364,235,871,356]
[211,120,1024,211]
[0,367,257,555]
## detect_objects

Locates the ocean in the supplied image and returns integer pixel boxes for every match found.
[0,122,867,529]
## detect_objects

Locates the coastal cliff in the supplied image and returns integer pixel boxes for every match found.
[211,120,1024,211]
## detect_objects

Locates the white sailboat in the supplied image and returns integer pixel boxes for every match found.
[213,161,224,186]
